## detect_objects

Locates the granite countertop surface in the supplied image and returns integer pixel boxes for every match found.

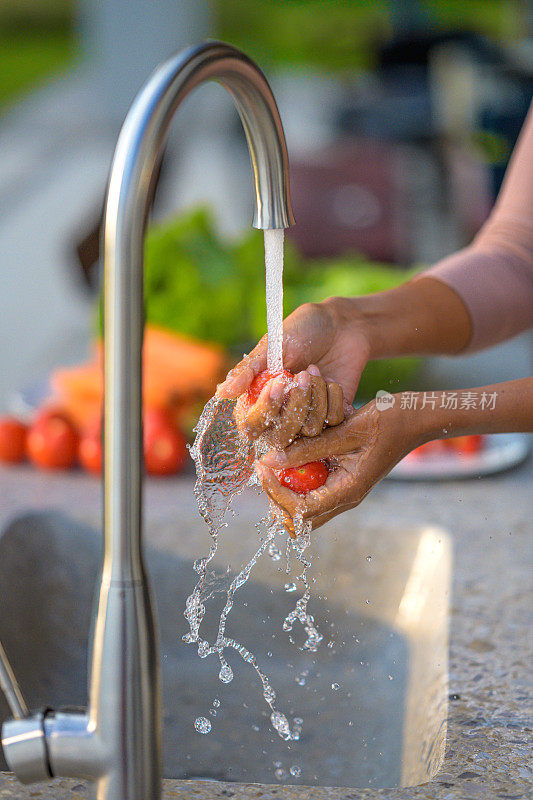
[0,445,531,800]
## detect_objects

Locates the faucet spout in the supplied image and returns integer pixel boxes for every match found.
[2,41,294,800]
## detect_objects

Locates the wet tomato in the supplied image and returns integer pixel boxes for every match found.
[246,369,292,405]
[27,411,79,470]
[143,409,188,476]
[0,417,27,464]
[279,461,329,494]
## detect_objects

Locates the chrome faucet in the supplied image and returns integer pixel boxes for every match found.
[1,41,293,799]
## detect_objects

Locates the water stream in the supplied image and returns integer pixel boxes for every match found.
[184,228,322,743]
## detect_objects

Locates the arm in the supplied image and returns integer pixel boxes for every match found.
[218,104,533,406]
[217,275,472,405]
[258,377,533,533]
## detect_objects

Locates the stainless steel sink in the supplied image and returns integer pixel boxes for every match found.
[0,508,450,789]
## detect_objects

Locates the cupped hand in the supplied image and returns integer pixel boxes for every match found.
[216,297,371,405]
[234,367,344,449]
[255,397,418,534]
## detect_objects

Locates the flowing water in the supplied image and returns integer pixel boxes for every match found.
[185,228,322,743]
[264,228,284,373]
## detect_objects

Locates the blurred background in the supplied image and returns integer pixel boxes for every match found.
[0,0,532,451]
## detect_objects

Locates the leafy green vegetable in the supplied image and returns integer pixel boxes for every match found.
[102,205,422,398]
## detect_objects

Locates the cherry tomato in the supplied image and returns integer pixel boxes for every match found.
[246,369,292,406]
[27,411,79,470]
[143,411,188,476]
[78,417,103,475]
[143,407,176,439]
[0,417,27,464]
[279,460,329,494]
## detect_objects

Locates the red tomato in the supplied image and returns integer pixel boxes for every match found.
[143,407,175,439]
[279,461,329,494]
[27,411,79,470]
[143,413,188,476]
[78,432,102,475]
[0,417,27,464]
[246,369,292,406]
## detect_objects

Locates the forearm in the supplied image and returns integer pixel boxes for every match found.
[397,377,533,444]
[329,275,472,359]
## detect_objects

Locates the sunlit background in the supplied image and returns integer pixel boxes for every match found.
[1,0,532,444]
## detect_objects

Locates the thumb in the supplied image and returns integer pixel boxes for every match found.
[261,415,367,468]
[216,337,267,399]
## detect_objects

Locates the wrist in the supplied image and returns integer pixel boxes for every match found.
[321,295,376,359]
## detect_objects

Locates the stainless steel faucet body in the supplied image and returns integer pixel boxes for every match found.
[1,41,293,800]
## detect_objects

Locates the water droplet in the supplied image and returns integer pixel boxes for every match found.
[295,668,308,686]
[212,698,220,707]
[274,768,286,781]
[263,685,276,703]
[331,682,340,691]
[271,711,292,740]
[290,765,302,778]
[365,599,370,604]
[388,674,393,680]
[268,543,282,561]
[284,581,297,593]
[194,717,211,734]
[209,708,217,716]
[366,555,372,562]
[219,663,233,683]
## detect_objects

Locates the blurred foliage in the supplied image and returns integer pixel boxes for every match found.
[215,0,523,73]
[216,0,390,72]
[0,0,75,111]
[0,29,74,110]
[135,206,420,399]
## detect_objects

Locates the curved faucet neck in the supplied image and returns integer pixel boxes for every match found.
[103,41,294,584]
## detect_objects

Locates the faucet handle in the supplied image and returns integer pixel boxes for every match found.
[2,712,51,784]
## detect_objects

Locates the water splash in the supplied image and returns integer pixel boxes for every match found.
[184,229,324,742]
[185,397,303,741]
[282,516,323,652]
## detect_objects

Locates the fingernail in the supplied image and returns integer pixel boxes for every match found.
[307,364,320,376]
[269,377,285,402]
[297,371,311,389]
[262,449,287,467]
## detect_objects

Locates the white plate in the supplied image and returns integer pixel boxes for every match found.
[387,433,530,481]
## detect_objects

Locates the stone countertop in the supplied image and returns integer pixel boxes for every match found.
[0,447,532,800]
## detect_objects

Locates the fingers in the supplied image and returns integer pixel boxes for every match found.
[216,338,268,399]
[234,374,286,438]
[270,373,311,449]
[326,382,344,426]
[261,415,368,468]
[256,461,360,533]
[301,374,328,436]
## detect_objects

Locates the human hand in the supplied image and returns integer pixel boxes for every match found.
[216,297,371,405]
[233,367,344,449]
[255,396,418,534]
